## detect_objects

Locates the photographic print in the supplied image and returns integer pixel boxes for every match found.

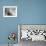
[3,6,17,17]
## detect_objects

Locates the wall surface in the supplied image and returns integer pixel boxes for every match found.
[0,0,46,45]
[0,0,18,44]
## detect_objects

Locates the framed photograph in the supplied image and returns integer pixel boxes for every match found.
[3,6,17,17]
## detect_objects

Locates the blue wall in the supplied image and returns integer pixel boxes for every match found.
[0,0,46,44]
